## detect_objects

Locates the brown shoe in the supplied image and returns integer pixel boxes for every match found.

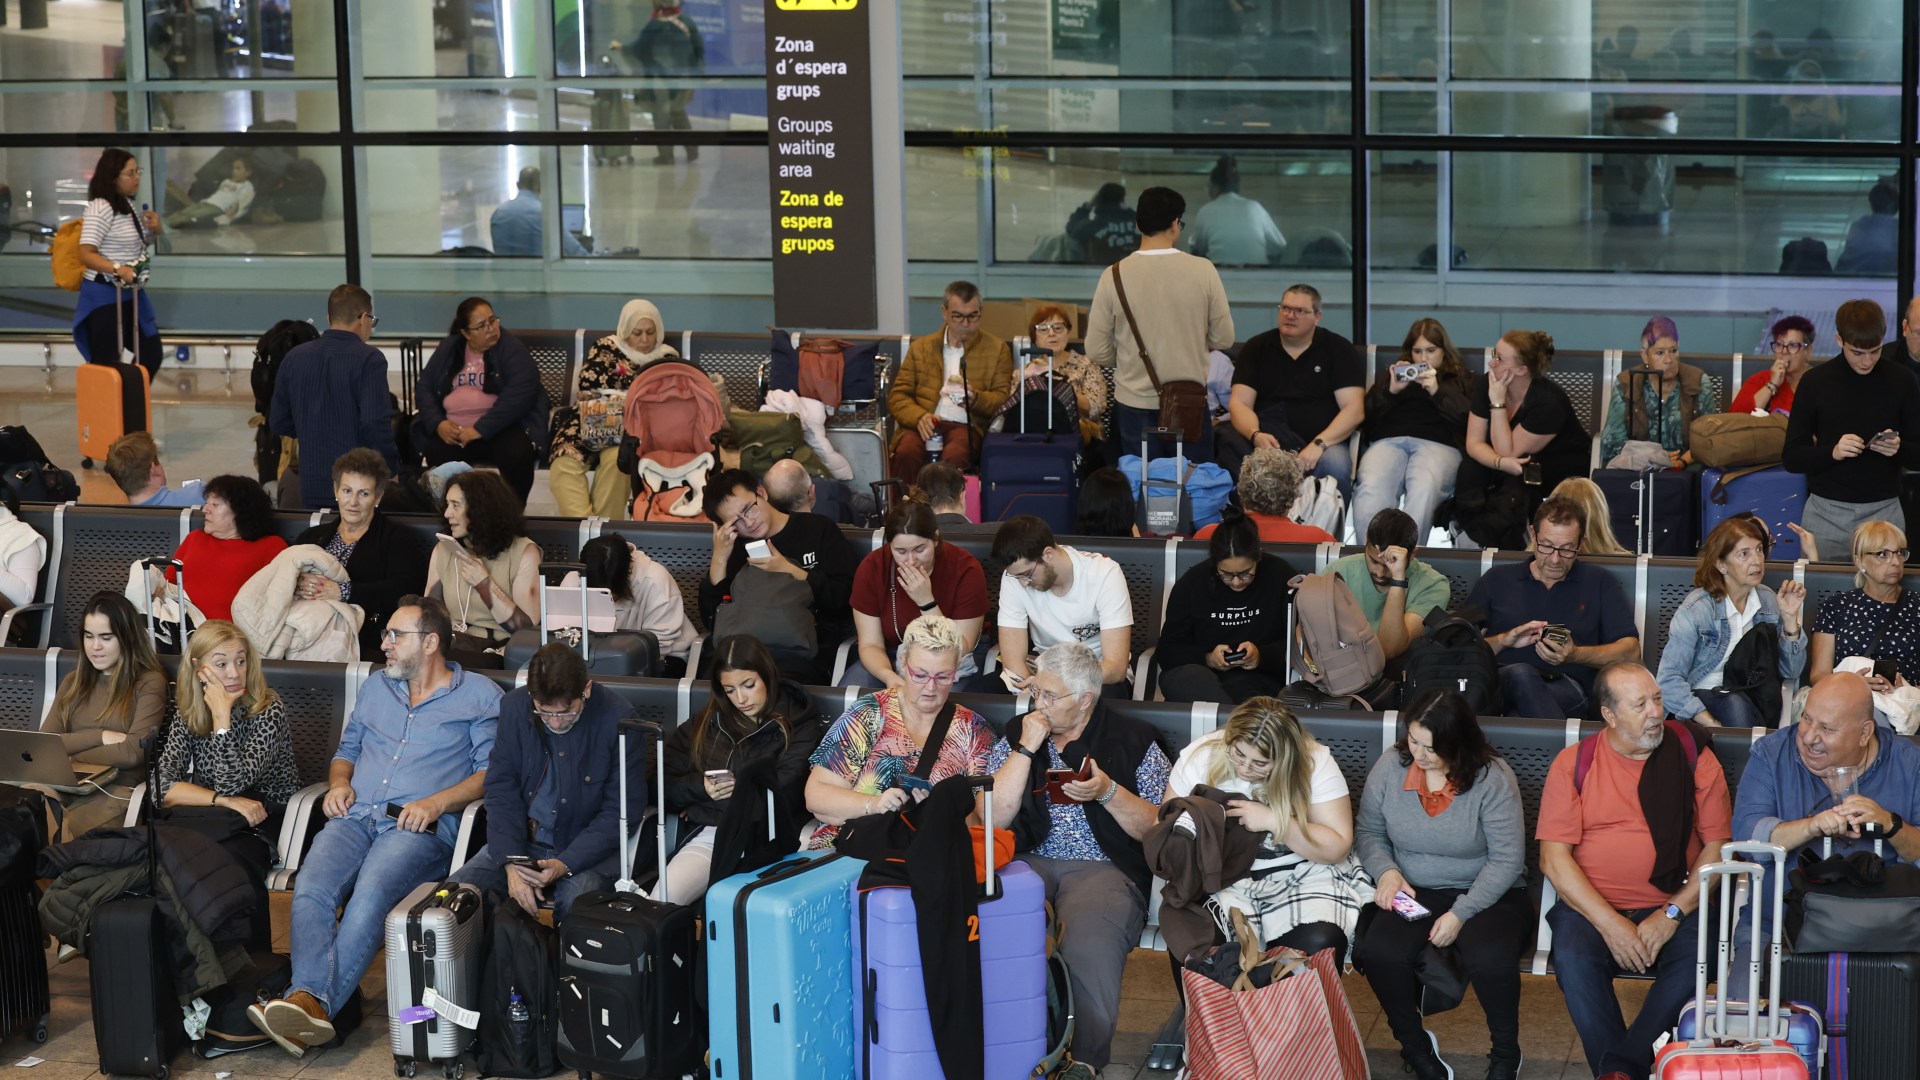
[261,991,333,1053]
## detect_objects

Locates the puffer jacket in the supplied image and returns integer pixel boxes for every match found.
[231,543,363,661]
[662,681,824,829]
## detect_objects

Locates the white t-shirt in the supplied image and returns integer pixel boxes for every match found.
[937,336,969,424]
[1168,730,1348,873]
[1698,591,1761,691]
[997,546,1132,659]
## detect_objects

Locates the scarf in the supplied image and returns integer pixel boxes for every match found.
[614,298,674,366]
[1641,720,1709,895]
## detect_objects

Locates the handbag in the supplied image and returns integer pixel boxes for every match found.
[1786,849,1920,953]
[1181,915,1369,1080]
[573,390,628,453]
[1714,620,1783,726]
[1690,412,1787,469]
[1110,262,1208,443]
[711,564,818,671]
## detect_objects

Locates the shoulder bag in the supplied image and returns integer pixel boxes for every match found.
[1111,262,1208,443]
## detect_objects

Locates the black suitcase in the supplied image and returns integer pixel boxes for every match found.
[1593,465,1698,556]
[0,803,48,1047]
[1779,950,1920,1080]
[89,897,181,1078]
[980,348,1081,532]
[503,561,660,677]
[555,719,701,1080]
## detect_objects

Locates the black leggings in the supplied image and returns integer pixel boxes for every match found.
[82,301,161,434]
[1352,886,1530,1057]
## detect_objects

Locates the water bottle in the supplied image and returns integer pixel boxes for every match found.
[507,987,530,1024]
[507,985,531,1059]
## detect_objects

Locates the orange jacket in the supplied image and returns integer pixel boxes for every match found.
[888,329,1014,447]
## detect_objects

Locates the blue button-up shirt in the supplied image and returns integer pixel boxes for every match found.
[134,480,205,508]
[334,664,501,838]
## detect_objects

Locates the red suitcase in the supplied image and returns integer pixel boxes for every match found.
[1653,840,1810,1079]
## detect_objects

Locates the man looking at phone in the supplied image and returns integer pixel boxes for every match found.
[252,595,499,1056]
[449,643,644,920]
[1217,283,1365,493]
[1325,508,1452,661]
[1467,495,1640,720]
[983,515,1134,695]
[985,642,1171,1075]
[1784,298,1920,561]
[1537,662,1731,1080]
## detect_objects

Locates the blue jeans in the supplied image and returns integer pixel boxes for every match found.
[1115,402,1215,466]
[1547,900,1702,1077]
[1350,436,1460,543]
[1500,663,1588,720]
[450,842,609,922]
[289,813,453,1017]
[1700,687,1768,729]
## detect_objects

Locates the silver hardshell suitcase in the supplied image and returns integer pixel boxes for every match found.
[384,880,485,1078]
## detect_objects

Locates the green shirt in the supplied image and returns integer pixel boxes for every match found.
[1328,553,1452,631]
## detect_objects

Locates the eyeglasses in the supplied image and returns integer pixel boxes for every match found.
[466,315,500,333]
[1776,340,1810,354]
[533,703,583,722]
[903,666,955,686]
[1279,305,1318,318]
[1009,563,1044,586]
[1535,541,1581,559]
[729,498,763,530]
[366,313,380,329]
[1033,322,1069,334]
[946,309,982,324]
[1866,548,1910,563]
[1225,743,1270,771]
[1217,566,1256,584]
[383,628,428,641]
[1036,688,1079,709]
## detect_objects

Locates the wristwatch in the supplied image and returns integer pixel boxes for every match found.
[1662,903,1684,922]
[1387,578,1410,590]
[1311,437,1327,448]
[1013,744,1036,761]
[1887,812,1906,840]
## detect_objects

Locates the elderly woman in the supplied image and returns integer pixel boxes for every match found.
[1350,317,1471,542]
[805,614,995,849]
[1600,316,1709,467]
[579,534,696,676]
[425,470,540,668]
[1657,516,1807,728]
[413,296,552,503]
[844,502,987,689]
[1014,304,1108,447]
[1193,447,1335,542]
[549,299,679,518]
[293,449,431,662]
[168,474,285,624]
[657,635,823,902]
[1811,520,1920,690]
[1354,690,1528,1080]
[1730,315,1816,416]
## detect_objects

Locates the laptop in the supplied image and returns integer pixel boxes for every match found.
[0,729,112,787]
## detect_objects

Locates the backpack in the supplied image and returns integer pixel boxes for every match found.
[265,158,326,222]
[474,896,559,1079]
[1400,604,1504,716]
[1287,573,1385,699]
[50,219,84,291]
[712,565,818,674]
[251,319,321,415]
[192,951,292,1059]
[1573,720,1706,793]
[729,408,827,480]
[1290,475,1344,537]
[0,425,79,503]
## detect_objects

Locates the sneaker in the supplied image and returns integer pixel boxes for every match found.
[1486,1049,1523,1080]
[1399,1030,1454,1080]
[260,991,333,1053]
[247,1001,306,1058]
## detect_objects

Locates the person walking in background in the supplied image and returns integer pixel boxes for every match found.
[73,147,164,434]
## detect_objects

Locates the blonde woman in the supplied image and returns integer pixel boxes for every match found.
[1547,477,1630,557]
[1164,697,1371,957]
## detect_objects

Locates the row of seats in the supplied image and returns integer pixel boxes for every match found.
[13,502,1873,699]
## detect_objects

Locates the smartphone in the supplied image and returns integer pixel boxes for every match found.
[1223,648,1248,665]
[1522,461,1542,486]
[1391,891,1432,921]
[896,774,933,794]
[1045,759,1095,804]
[386,801,438,835]
[1542,623,1572,647]
[704,769,733,782]
[434,532,459,546]
[745,539,771,559]
[1874,658,1898,682]
[502,854,538,868]
[1874,428,1898,445]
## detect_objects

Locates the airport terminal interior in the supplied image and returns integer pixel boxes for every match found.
[1,2,1920,1079]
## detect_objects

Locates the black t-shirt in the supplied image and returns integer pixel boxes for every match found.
[1468,374,1589,486]
[1363,372,1470,450]
[1232,326,1364,444]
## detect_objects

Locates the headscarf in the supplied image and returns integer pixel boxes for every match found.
[615,298,675,365]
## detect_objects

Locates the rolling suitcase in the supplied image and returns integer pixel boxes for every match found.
[1135,428,1193,536]
[502,561,659,676]
[1701,465,1807,562]
[1653,840,1811,1079]
[0,786,48,1047]
[384,880,485,1078]
[78,276,154,466]
[1595,465,1698,556]
[853,779,1048,1080]
[980,348,1080,532]
[556,719,702,1080]
[1780,952,1920,1080]
[706,791,865,1080]
[1673,842,1824,1078]
[90,896,182,1078]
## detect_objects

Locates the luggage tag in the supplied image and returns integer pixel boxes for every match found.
[422,987,481,1029]
[396,1005,437,1025]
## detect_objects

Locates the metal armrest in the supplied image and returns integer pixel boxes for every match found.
[269,781,334,890]
[1141,876,1167,950]
[831,635,859,685]
[1133,646,1157,701]
[448,802,486,874]
[686,633,708,678]
[122,781,147,827]
[0,603,52,649]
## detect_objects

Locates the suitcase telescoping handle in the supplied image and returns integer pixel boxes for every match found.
[1691,841,1791,1046]
[964,773,999,897]
[140,556,186,647]
[613,716,665,898]
[1140,426,1185,534]
[1014,337,1056,436]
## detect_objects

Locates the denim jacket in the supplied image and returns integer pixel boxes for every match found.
[1656,585,1807,720]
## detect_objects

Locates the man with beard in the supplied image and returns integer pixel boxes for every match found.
[985,515,1133,696]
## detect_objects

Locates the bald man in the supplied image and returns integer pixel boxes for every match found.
[762,457,855,525]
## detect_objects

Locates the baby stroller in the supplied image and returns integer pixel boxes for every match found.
[617,358,727,520]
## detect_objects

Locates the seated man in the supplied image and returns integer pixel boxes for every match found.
[763,456,855,526]
[1730,672,1920,975]
[1538,662,1731,1080]
[887,280,1013,486]
[1218,284,1365,495]
[251,595,500,1055]
[1468,494,1640,719]
[1323,508,1452,661]
[984,515,1133,695]
[985,642,1169,1075]
[450,643,646,920]
[916,462,972,526]
[489,166,588,257]
[104,431,203,507]
[698,467,857,683]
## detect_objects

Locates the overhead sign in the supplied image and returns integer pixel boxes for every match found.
[765,0,876,329]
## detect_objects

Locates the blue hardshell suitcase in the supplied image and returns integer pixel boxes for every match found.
[1700,465,1807,562]
[853,858,1049,1079]
[980,350,1080,532]
[706,849,865,1080]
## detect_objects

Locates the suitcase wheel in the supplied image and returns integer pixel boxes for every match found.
[395,1057,415,1078]
[442,1064,462,1080]
[31,1020,45,1044]
[155,1067,168,1080]
[81,457,93,469]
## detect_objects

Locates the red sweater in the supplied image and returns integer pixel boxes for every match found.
[1194,511,1336,544]
[169,530,287,623]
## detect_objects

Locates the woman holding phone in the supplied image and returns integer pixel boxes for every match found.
[1353,689,1527,1080]
[424,470,540,668]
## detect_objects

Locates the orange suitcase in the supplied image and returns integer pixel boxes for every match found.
[77,361,150,469]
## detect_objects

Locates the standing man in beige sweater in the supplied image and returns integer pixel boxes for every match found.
[1085,186,1236,465]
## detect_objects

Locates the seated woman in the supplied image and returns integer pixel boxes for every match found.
[805,614,995,849]
[844,502,987,689]
[425,470,540,669]
[1350,317,1471,542]
[1657,516,1807,728]
[150,619,299,947]
[1193,448,1336,543]
[1810,520,1920,691]
[549,299,679,518]
[413,297,551,503]
[1075,468,1140,537]
[1353,689,1528,1080]
[580,534,696,678]
[1547,477,1630,557]
[1730,315,1816,415]
[0,485,48,640]
[1165,697,1371,956]
[1016,304,1109,459]
[1600,316,1709,467]
[1457,330,1589,549]
[656,635,824,902]
[293,449,431,662]
[169,474,286,624]
[1157,512,1295,705]
[28,592,168,839]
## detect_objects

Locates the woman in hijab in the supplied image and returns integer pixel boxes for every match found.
[548,298,680,518]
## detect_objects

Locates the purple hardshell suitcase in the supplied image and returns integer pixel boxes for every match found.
[1700,466,1806,563]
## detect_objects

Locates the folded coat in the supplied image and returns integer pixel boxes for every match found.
[1144,784,1264,963]
[230,543,364,661]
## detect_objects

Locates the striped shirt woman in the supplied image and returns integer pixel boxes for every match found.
[71,148,164,434]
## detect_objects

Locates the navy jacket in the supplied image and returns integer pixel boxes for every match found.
[270,328,401,508]
[413,328,552,454]
[482,685,646,876]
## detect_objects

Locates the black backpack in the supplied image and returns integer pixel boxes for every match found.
[0,425,78,503]
[193,951,292,1059]
[474,895,559,1079]
[1400,604,1505,716]
[250,319,320,415]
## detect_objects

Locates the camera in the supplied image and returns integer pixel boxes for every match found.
[1392,362,1431,381]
